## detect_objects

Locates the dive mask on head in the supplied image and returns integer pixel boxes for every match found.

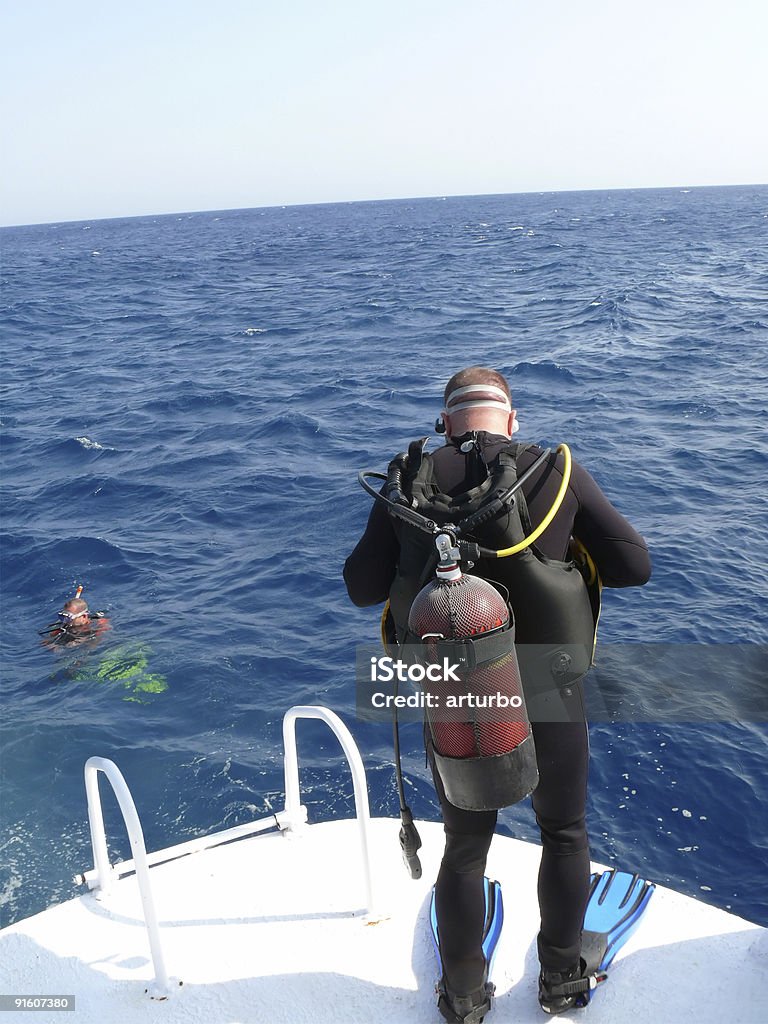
[58,607,89,623]
[435,413,519,435]
[441,384,520,435]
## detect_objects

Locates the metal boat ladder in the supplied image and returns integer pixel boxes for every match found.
[77,705,377,999]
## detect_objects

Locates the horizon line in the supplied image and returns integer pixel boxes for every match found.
[2,180,767,231]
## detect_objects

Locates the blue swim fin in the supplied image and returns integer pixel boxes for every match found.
[542,868,655,1010]
[539,868,655,1012]
[430,877,503,1023]
[582,868,655,977]
[429,876,504,974]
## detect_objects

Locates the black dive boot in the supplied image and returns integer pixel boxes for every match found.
[538,959,607,1014]
[437,977,495,1024]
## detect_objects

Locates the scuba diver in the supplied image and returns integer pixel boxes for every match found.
[40,585,167,702]
[40,585,111,648]
[344,366,651,1021]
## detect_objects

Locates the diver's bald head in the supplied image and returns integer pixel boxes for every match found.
[63,598,89,618]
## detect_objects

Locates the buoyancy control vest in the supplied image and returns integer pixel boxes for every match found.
[386,436,598,714]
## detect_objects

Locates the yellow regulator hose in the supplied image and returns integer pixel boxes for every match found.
[492,443,572,558]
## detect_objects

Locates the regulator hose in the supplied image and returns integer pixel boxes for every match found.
[482,443,572,558]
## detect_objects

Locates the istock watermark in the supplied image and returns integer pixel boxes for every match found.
[369,655,462,684]
[368,688,524,711]
[356,644,528,723]
[354,643,768,724]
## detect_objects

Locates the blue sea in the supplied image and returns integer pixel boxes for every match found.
[1,186,767,931]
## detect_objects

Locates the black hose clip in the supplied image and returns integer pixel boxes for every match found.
[399,808,423,880]
[385,452,412,507]
[458,540,481,565]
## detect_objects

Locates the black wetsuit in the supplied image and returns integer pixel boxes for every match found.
[344,435,650,989]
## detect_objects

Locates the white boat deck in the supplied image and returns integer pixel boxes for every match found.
[1,816,765,1024]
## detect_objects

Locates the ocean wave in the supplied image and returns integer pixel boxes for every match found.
[138,386,245,416]
[248,410,329,442]
[509,359,578,383]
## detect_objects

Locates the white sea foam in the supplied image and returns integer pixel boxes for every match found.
[75,436,113,451]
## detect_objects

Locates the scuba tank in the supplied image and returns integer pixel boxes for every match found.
[407,531,538,811]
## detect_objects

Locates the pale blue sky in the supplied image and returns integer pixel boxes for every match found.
[2,0,766,226]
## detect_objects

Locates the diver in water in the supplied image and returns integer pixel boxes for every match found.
[40,586,111,648]
[40,586,167,702]
[344,366,651,1021]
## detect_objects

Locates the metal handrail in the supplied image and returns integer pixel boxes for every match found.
[282,705,377,917]
[81,705,377,999]
[84,757,173,999]
[77,808,304,889]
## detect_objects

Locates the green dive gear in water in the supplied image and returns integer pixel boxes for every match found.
[72,642,168,702]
